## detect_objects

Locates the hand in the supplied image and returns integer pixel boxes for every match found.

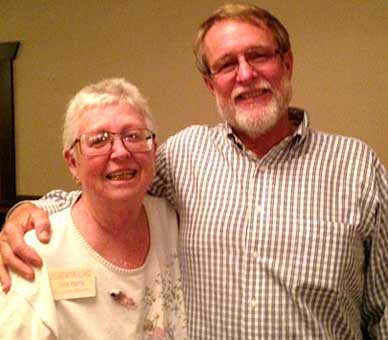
[0,203,51,292]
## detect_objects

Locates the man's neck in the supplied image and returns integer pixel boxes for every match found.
[235,112,295,158]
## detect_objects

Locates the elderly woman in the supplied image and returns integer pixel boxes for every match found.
[0,78,186,339]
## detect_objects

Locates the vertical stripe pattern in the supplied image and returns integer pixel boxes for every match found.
[151,109,388,340]
[36,108,388,339]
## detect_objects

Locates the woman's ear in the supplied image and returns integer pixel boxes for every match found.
[64,149,79,184]
[152,138,158,156]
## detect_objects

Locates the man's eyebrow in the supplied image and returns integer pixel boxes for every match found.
[212,54,235,68]
[214,45,271,61]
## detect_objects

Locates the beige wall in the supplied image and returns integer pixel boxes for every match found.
[1,0,387,196]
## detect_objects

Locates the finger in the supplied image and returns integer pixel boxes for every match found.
[2,222,42,268]
[0,239,35,281]
[0,252,11,293]
[31,210,51,243]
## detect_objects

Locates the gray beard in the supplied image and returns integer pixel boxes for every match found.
[217,78,292,138]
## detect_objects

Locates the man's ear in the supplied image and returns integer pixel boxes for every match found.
[283,49,294,79]
[63,149,79,181]
[203,75,216,96]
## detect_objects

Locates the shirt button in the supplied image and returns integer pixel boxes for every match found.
[250,299,258,309]
[259,166,268,172]
[256,205,262,214]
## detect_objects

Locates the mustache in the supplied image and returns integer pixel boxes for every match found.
[231,80,273,100]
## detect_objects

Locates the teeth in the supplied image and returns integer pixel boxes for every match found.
[107,170,137,180]
[238,89,269,100]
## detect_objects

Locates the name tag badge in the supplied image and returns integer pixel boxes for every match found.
[48,267,96,300]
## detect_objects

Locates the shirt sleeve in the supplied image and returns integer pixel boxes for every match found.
[0,291,56,340]
[361,156,388,339]
[6,190,81,218]
[149,140,177,209]
[0,267,58,340]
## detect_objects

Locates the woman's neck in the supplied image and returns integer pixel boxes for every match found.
[71,194,150,269]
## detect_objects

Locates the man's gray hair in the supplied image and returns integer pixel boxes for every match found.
[193,3,291,76]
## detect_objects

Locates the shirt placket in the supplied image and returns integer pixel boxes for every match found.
[241,158,268,339]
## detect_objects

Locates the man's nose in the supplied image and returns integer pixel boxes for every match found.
[235,56,258,83]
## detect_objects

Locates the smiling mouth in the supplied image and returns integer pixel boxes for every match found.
[106,170,137,181]
[235,88,271,102]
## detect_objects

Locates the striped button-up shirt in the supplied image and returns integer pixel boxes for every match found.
[37,108,388,339]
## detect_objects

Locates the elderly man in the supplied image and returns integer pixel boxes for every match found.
[1,3,387,339]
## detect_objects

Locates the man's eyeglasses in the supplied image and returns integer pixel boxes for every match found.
[209,47,281,79]
[70,129,156,156]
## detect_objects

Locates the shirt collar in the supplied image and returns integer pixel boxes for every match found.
[225,107,310,153]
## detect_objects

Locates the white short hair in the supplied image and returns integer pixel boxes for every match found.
[62,78,154,152]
